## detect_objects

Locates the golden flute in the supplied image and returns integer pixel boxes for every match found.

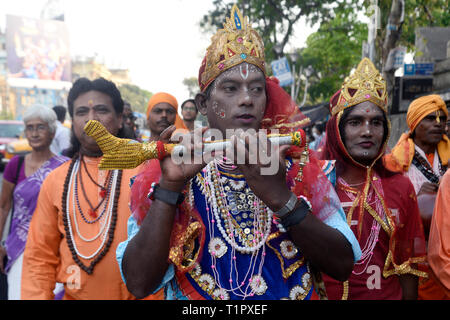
[83,120,306,170]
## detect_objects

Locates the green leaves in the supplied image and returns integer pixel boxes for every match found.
[118,84,153,114]
[197,0,449,105]
[298,9,367,103]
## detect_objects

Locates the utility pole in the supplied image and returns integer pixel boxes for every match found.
[289,51,302,102]
[366,0,380,62]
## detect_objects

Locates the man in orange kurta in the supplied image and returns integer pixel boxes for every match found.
[21,157,139,299]
[383,94,449,299]
[21,78,163,300]
[428,169,450,299]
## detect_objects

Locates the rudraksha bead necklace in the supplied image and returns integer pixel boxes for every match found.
[61,155,122,275]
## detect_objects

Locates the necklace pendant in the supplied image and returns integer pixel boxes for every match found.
[89,209,97,218]
[99,188,107,198]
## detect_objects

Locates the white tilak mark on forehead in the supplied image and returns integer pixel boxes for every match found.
[216,63,261,83]
[240,63,249,80]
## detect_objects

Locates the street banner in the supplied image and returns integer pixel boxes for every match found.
[6,15,72,85]
[270,57,294,87]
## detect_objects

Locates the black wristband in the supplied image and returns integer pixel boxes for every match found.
[279,197,311,229]
[147,182,184,206]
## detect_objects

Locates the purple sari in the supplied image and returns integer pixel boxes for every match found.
[5,155,68,272]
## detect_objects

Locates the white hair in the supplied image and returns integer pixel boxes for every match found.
[23,104,57,134]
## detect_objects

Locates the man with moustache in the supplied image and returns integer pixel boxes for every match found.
[384,94,449,299]
[21,78,141,300]
[146,93,186,142]
[385,95,449,229]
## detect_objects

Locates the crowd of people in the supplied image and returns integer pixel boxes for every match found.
[0,4,449,301]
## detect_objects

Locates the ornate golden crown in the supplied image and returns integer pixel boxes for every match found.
[331,58,388,116]
[199,4,266,92]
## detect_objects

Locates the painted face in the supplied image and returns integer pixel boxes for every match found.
[341,101,386,166]
[147,102,177,136]
[204,62,266,135]
[181,101,198,122]
[413,110,447,147]
[72,90,123,156]
[25,118,55,151]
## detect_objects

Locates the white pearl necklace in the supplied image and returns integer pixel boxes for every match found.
[194,161,271,298]
[202,162,273,254]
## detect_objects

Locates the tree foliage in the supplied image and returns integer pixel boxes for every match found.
[118,84,152,114]
[182,77,200,98]
[297,7,367,104]
[373,0,450,63]
[199,0,450,106]
[200,0,340,62]
[363,0,450,107]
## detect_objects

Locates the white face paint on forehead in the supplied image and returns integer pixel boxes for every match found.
[208,63,265,121]
[240,63,249,80]
[214,63,262,85]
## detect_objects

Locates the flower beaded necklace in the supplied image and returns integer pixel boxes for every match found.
[194,161,272,299]
[61,156,122,275]
[202,161,273,254]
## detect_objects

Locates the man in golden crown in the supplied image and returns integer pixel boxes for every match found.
[319,58,427,299]
[113,5,361,300]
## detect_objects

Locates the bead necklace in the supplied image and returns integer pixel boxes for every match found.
[81,156,112,191]
[195,161,271,299]
[61,156,121,275]
[215,156,237,172]
[78,157,112,218]
[68,159,116,254]
[75,163,113,224]
[71,160,115,243]
[338,176,385,275]
[203,162,272,254]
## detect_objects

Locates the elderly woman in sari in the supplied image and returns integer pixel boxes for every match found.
[0,105,68,299]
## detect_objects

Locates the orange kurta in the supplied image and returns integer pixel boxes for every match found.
[21,157,139,300]
[428,169,450,299]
